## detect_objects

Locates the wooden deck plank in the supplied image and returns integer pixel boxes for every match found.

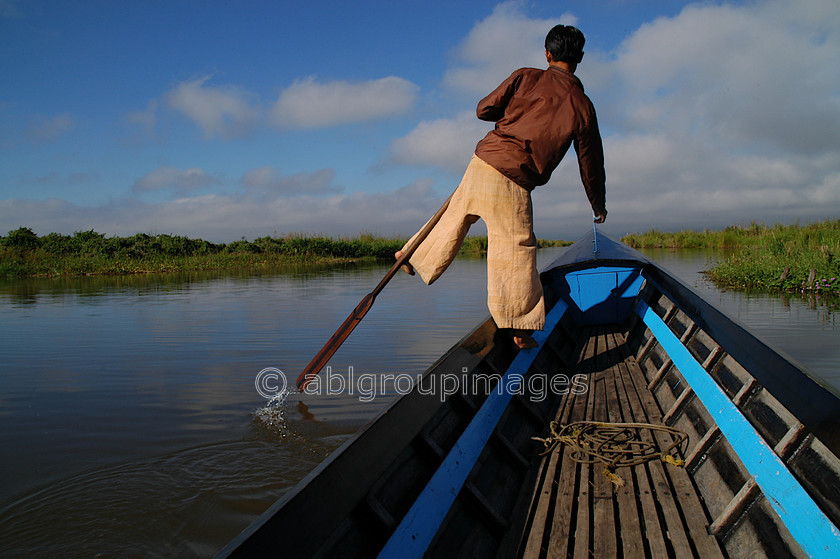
[612,360,670,559]
[544,330,588,559]
[604,332,647,559]
[570,330,598,559]
[541,432,579,558]
[520,375,578,559]
[617,332,725,559]
[507,332,585,559]
[523,327,591,559]
[621,358,697,556]
[521,326,725,558]
[519,445,560,559]
[620,338,720,558]
[592,330,618,559]
[539,379,584,559]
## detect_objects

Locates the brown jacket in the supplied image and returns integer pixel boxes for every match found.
[474,66,606,213]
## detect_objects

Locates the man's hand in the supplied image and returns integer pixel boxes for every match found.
[593,209,607,224]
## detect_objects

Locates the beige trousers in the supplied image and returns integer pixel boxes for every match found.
[405,156,545,330]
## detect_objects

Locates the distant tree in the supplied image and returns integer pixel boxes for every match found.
[3,227,41,250]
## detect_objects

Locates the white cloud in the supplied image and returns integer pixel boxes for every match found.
[609,1,840,155]
[0,161,449,242]
[271,76,419,129]
[241,166,341,197]
[385,3,580,176]
[126,99,159,138]
[568,0,840,234]
[0,179,446,241]
[390,112,492,172]
[137,74,418,138]
[164,76,260,139]
[132,166,219,196]
[810,173,840,205]
[443,1,577,96]
[27,113,75,142]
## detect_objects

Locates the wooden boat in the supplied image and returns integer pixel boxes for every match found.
[216,230,840,558]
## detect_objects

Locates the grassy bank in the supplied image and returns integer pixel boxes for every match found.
[622,222,782,249]
[622,220,840,296]
[0,228,406,278]
[0,227,570,278]
[458,236,572,254]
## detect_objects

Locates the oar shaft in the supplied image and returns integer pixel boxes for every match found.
[296,194,453,391]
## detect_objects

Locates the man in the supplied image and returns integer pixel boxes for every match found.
[397,24,607,349]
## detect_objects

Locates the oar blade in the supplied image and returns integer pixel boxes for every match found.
[296,293,375,391]
[295,194,452,392]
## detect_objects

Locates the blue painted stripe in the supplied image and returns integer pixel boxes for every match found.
[636,299,840,558]
[377,299,568,559]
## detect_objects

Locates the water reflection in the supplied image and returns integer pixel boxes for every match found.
[0,259,391,305]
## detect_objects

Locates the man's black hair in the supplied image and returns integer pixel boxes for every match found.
[545,25,585,64]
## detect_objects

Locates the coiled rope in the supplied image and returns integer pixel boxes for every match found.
[533,420,688,488]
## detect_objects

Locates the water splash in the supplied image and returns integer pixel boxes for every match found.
[254,388,292,434]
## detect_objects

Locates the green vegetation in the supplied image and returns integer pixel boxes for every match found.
[537,238,574,248]
[458,236,572,254]
[622,220,840,296]
[622,223,768,249]
[0,227,571,278]
[6,221,837,297]
[0,228,406,278]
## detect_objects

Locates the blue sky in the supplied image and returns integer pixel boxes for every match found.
[2,0,838,242]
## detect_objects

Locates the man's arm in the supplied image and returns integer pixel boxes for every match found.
[574,105,607,222]
[476,70,523,122]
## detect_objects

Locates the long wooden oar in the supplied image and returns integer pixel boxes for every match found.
[296,194,453,391]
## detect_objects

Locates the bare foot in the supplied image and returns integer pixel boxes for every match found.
[395,250,414,275]
[513,329,538,349]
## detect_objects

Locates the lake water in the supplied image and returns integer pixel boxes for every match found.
[0,248,837,558]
